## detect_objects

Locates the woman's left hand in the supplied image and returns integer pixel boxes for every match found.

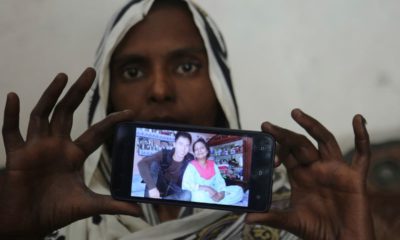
[246,109,375,240]
[212,191,225,202]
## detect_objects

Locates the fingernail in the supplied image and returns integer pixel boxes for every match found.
[262,121,273,129]
[7,92,14,98]
[53,73,68,87]
[292,108,302,117]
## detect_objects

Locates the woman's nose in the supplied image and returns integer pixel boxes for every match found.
[148,67,176,103]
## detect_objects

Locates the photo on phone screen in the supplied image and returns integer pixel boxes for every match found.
[131,127,252,207]
[111,122,275,212]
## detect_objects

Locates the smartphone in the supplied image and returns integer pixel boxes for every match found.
[111,121,275,212]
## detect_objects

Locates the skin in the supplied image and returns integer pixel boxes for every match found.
[0,2,376,240]
[193,141,208,162]
[193,141,225,202]
[173,137,191,161]
[109,3,219,127]
[246,109,376,240]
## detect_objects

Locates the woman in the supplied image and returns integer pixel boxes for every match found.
[182,138,244,205]
[0,0,375,239]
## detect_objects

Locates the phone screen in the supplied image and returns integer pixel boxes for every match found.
[111,122,274,212]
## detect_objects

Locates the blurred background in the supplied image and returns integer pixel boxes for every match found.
[1,0,400,166]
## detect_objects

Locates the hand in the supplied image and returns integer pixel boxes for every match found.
[211,191,225,202]
[0,68,141,239]
[199,185,217,197]
[149,188,161,198]
[246,109,375,240]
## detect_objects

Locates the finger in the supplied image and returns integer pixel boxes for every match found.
[351,114,370,176]
[26,73,68,140]
[262,122,319,166]
[74,110,134,161]
[273,145,283,168]
[2,93,24,153]
[274,155,281,168]
[276,145,298,169]
[291,109,342,160]
[50,68,96,137]
[86,194,142,217]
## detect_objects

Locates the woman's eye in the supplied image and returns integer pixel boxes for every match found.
[371,160,400,188]
[176,62,201,75]
[122,66,144,80]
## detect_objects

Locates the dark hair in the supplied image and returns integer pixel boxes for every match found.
[175,131,192,144]
[192,138,210,158]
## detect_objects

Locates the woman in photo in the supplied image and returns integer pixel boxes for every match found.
[182,138,244,205]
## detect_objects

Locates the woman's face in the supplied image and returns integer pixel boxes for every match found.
[193,141,208,160]
[109,3,219,127]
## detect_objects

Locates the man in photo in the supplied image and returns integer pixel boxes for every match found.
[138,131,194,201]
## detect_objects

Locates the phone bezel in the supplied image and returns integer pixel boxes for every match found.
[111,121,275,212]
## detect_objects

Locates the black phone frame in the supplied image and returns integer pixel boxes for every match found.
[111,121,275,212]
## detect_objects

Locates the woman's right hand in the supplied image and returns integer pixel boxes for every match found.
[149,188,161,198]
[246,110,375,240]
[199,185,217,197]
[211,191,225,202]
[0,68,142,239]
